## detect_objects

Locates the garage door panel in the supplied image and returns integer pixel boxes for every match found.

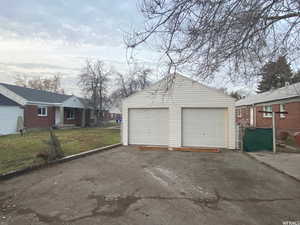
[129,108,168,145]
[182,108,226,147]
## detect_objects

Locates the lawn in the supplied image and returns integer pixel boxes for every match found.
[0,127,120,174]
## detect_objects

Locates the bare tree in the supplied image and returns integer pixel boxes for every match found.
[125,0,300,81]
[110,64,152,105]
[15,74,65,94]
[78,60,110,124]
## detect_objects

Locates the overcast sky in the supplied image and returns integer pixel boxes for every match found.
[0,0,257,96]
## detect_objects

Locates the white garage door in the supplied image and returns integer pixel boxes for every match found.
[182,108,226,147]
[0,106,23,135]
[129,108,168,145]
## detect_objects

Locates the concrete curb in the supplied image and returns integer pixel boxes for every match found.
[244,152,300,183]
[0,143,122,181]
[280,143,300,152]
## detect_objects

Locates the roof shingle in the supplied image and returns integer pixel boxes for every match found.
[236,82,300,106]
[0,83,72,103]
[0,93,20,106]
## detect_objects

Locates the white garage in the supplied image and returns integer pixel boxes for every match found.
[122,73,236,149]
[0,94,23,135]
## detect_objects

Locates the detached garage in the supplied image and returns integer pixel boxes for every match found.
[122,73,236,149]
[0,93,23,135]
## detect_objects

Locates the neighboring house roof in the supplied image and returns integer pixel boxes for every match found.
[0,83,72,103]
[0,93,20,106]
[236,82,300,107]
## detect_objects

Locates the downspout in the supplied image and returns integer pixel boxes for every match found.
[252,104,256,127]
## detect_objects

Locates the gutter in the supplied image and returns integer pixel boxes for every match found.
[236,95,300,107]
[27,101,93,109]
[27,101,63,106]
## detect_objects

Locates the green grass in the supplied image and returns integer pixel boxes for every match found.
[0,127,120,174]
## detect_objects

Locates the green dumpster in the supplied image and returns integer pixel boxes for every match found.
[243,128,273,152]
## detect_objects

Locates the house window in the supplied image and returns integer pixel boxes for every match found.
[280,104,286,118]
[237,109,242,118]
[38,106,47,117]
[263,105,272,118]
[66,109,75,120]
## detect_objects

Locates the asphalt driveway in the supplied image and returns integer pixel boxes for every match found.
[1,146,300,225]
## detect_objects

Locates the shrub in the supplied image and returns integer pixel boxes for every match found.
[37,129,64,162]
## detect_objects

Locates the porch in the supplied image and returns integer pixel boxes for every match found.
[54,107,93,128]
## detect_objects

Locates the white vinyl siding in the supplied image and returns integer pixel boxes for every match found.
[128,108,168,145]
[0,106,24,135]
[62,96,85,108]
[182,108,226,148]
[122,74,236,149]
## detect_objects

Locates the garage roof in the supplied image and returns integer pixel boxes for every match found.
[0,93,20,106]
[236,82,300,106]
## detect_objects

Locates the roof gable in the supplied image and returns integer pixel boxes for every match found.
[0,83,72,104]
[175,73,235,100]
[123,73,235,105]
[62,96,85,108]
[0,94,20,106]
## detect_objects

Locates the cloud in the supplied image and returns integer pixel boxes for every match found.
[0,62,76,71]
[2,1,249,96]
[0,1,141,46]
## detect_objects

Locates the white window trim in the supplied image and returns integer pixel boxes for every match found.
[263,105,272,118]
[237,109,242,118]
[66,109,75,120]
[38,106,48,117]
[280,104,286,118]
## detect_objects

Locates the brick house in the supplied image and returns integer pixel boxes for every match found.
[236,82,300,136]
[0,83,112,134]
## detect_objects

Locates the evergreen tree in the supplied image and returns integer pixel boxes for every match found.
[257,56,293,93]
[230,91,243,100]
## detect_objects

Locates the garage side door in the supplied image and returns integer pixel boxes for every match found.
[0,106,23,135]
[129,108,168,145]
[182,108,226,147]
